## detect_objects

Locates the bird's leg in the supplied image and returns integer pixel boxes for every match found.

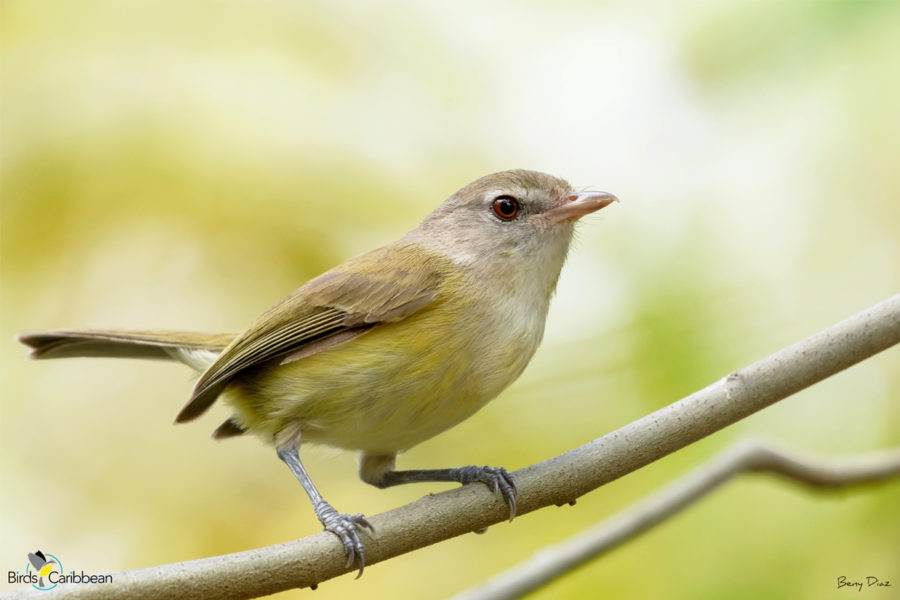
[276,429,373,577]
[359,453,518,521]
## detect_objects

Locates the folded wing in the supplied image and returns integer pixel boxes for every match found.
[175,243,452,423]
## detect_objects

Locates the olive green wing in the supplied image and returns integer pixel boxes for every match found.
[174,243,450,423]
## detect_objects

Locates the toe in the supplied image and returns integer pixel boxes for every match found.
[470,466,518,521]
[352,513,376,534]
[315,503,372,577]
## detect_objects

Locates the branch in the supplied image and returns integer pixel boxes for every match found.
[451,441,900,600]
[6,294,899,600]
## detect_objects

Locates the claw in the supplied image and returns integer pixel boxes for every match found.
[458,465,518,522]
[314,501,374,577]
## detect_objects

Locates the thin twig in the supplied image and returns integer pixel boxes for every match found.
[5,294,899,600]
[450,441,900,600]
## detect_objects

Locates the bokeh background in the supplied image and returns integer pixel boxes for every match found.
[2,1,899,598]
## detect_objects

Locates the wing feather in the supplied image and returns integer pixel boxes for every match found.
[174,242,453,423]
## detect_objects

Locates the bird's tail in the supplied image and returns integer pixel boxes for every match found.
[16,329,235,371]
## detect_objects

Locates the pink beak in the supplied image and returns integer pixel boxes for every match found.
[544,191,619,223]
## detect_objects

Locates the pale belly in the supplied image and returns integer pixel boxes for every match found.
[224,302,546,453]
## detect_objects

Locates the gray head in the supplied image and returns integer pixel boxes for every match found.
[407,170,617,293]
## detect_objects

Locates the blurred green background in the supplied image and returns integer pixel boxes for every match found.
[2,1,899,598]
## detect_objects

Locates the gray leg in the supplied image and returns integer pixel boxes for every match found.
[276,433,373,577]
[359,453,518,521]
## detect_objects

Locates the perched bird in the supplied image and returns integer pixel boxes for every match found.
[18,170,617,575]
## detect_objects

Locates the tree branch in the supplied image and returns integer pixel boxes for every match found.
[6,294,899,600]
[450,441,900,600]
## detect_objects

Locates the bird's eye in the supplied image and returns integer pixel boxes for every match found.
[492,195,520,221]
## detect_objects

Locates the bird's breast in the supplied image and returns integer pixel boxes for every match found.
[225,291,549,453]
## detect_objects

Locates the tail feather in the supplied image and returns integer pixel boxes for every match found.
[16,329,234,366]
[212,417,248,439]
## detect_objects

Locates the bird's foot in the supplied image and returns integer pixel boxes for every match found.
[313,500,374,577]
[456,465,518,521]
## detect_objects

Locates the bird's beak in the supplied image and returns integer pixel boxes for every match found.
[544,191,618,224]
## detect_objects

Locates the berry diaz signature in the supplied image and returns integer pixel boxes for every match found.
[837,576,892,592]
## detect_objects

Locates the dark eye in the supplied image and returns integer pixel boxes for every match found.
[491,195,520,221]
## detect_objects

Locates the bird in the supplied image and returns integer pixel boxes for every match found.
[27,550,58,588]
[17,169,617,575]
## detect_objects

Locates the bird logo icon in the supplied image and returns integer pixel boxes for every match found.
[26,550,61,590]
